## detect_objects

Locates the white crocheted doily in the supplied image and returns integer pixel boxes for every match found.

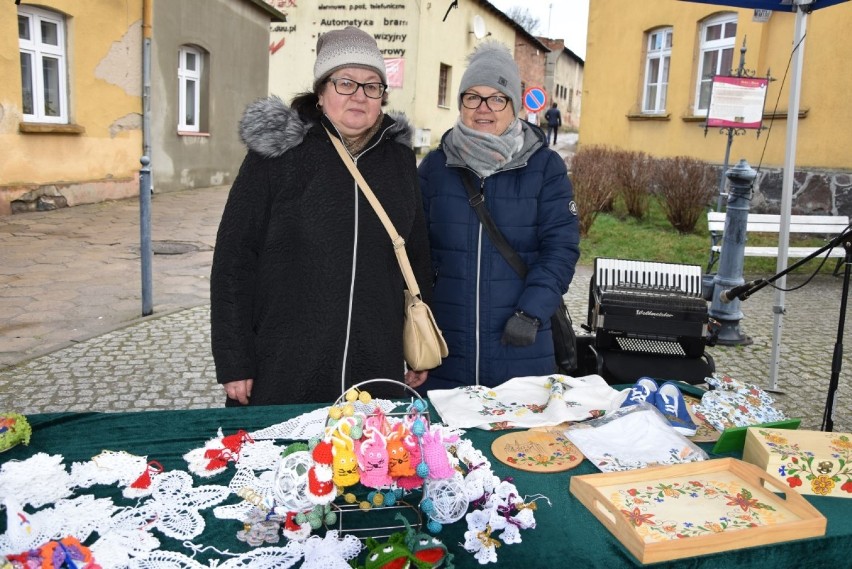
[249,399,399,441]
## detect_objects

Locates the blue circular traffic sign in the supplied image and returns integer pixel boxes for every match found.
[523,87,547,113]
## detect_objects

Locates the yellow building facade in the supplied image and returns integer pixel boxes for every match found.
[583,0,852,199]
[0,1,144,215]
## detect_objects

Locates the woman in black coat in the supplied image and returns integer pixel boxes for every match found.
[210,27,432,405]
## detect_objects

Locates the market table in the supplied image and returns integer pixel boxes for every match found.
[3,405,852,568]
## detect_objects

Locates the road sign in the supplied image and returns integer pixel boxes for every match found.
[523,87,547,113]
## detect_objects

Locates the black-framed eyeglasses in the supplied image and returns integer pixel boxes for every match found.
[461,92,510,112]
[327,77,387,99]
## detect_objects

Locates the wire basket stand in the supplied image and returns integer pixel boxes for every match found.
[327,378,430,540]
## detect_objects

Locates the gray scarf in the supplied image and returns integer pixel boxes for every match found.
[443,118,525,178]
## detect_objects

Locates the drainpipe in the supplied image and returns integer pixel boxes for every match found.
[142,0,152,163]
[140,0,153,316]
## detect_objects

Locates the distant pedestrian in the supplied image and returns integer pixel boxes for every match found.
[544,102,561,145]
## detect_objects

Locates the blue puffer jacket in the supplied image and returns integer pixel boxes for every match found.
[418,124,580,390]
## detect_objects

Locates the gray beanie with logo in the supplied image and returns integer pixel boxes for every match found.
[458,42,521,116]
[313,26,387,85]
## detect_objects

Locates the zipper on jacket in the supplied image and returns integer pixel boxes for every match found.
[474,175,486,386]
[341,156,359,395]
[332,121,396,394]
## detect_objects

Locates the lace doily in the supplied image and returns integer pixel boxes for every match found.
[249,399,399,441]
[120,542,304,569]
[0,494,117,555]
[71,450,165,499]
[300,530,362,569]
[90,506,162,569]
[141,470,230,540]
[0,452,74,508]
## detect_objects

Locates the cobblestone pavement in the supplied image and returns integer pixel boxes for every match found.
[1,136,850,433]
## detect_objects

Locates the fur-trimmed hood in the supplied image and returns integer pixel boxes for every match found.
[238,95,413,158]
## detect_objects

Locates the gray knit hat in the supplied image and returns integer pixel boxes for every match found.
[458,42,521,116]
[313,26,387,85]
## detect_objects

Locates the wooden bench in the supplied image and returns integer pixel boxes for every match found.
[706,211,850,273]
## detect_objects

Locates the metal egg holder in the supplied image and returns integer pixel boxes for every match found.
[326,379,431,541]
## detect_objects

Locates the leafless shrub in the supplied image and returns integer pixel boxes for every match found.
[614,150,654,220]
[654,156,717,233]
[568,146,619,237]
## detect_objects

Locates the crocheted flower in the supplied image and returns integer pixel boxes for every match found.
[463,510,499,564]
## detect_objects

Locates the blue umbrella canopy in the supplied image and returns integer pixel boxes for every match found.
[680,0,847,10]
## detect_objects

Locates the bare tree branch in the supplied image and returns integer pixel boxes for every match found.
[506,7,540,35]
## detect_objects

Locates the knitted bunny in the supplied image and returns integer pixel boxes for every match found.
[420,428,456,480]
[356,430,392,489]
[331,427,359,488]
[386,424,415,479]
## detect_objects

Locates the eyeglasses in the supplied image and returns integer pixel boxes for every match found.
[327,78,387,99]
[461,92,510,112]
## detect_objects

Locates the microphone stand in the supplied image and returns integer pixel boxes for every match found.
[727,225,852,432]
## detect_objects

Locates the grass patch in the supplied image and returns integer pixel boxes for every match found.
[579,197,842,275]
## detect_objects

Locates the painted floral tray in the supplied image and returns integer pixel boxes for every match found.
[570,458,826,564]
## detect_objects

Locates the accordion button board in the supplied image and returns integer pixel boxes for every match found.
[590,258,709,358]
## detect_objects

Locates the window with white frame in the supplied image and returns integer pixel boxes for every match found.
[178,45,203,132]
[695,14,737,113]
[643,27,672,114]
[18,6,68,123]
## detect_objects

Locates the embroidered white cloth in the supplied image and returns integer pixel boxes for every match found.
[428,374,624,430]
[565,404,708,472]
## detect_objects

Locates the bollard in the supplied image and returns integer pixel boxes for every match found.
[140,156,153,316]
[709,158,757,345]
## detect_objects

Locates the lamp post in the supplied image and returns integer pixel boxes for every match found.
[709,158,757,345]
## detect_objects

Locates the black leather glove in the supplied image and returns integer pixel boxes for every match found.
[501,310,540,347]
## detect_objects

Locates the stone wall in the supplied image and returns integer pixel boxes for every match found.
[716,165,852,217]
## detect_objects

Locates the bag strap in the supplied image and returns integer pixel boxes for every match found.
[325,127,422,298]
[460,171,528,279]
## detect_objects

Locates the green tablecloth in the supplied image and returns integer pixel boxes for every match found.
[4,405,852,568]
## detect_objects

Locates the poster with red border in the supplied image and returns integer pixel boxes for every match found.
[706,76,768,129]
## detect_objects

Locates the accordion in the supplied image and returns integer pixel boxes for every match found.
[589,259,709,358]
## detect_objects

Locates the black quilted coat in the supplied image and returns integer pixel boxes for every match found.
[211,97,431,405]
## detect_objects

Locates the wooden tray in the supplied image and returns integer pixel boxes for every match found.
[491,427,583,472]
[570,458,826,564]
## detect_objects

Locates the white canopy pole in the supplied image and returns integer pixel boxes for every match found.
[768,5,808,390]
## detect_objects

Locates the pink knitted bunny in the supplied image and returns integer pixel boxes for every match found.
[355,430,392,488]
[420,427,456,479]
[397,430,425,490]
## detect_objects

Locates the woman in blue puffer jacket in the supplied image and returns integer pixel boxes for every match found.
[416,42,581,391]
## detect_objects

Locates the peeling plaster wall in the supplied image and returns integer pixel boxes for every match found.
[95,22,143,96]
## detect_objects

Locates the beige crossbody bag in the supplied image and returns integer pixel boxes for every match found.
[325,128,448,371]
